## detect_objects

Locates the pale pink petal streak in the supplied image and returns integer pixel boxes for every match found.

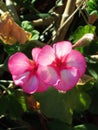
[38,45,55,65]
[32,48,41,62]
[22,75,39,94]
[37,65,59,85]
[8,52,30,75]
[54,67,79,91]
[53,41,72,59]
[12,71,30,86]
[66,50,86,77]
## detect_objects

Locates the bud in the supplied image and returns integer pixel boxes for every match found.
[72,33,94,48]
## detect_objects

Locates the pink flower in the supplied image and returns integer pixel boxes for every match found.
[8,48,49,94]
[8,41,86,93]
[37,41,86,92]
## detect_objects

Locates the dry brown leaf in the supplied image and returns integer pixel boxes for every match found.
[0,12,32,45]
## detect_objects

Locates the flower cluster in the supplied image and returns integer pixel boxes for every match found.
[8,41,86,94]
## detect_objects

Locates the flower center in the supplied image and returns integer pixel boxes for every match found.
[29,60,38,73]
[54,57,66,70]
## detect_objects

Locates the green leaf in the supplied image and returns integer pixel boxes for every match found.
[69,25,96,43]
[35,88,73,124]
[48,119,71,130]
[68,87,91,112]
[34,87,91,124]
[90,10,98,15]
[86,0,98,15]
[21,21,39,40]
[89,87,98,114]
[21,21,34,32]
[15,91,27,112]
[0,90,27,118]
[36,13,51,18]
[31,0,36,4]
[30,30,40,40]
[4,43,22,55]
[0,94,23,118]
[73,124,98,130]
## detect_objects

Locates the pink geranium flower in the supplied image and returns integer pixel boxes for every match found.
[8,48,50,94]
[37,41,86,92]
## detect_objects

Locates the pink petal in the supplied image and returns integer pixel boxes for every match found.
[32,48,41,62]
[37,65,59,85]
[8,52,30,75]
[22,75,39,94]
[53,41,72,59]
[54,67,79,92]
[13,71,30,86]
[36,81,50,92]
[66,50,86,77]
[38,45,55,65]
[12,70,39,94]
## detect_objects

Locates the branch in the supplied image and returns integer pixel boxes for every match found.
[51,0,86,43]
[5,0,19,21]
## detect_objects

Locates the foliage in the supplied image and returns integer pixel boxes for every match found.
[0,89,27,118]
[69,25,96,43]
[86,0,98,15]
[35,87,91,124]
[0,0,98,130]
[73,124,98,130]
[21,21,40,40]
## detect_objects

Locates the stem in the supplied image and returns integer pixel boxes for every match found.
[0,80,13,83]
[0,9,4,15]
[0,82,14,96]
[52,0,76,42]
[0,64,4,68]
[60,0,72,26]
[58,0,85,32]
[5,0,19,21]
[52,0,85,42]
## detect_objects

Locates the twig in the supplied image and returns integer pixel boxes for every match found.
[59,0,72,26]
[32,16,56,27]
[51,0,85,43]
[5,0,19,21]
[0,80,13,83]
[0,81,14,96]
[0,64,4,68]
[50,0,76,42]
[0,9,4,15]
[58,0,85,32]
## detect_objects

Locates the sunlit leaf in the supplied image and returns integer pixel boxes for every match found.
[0,89,27,118]
[87,0,98,16]
[0,94,24,118]
[34,88,73,124]
[21,21,39,40]
[21,21,34,32]
[89,87,98,114]
[15,91,27,112]
[34,87,91,124]
[69,25,96,43]
[48,119,71,130]
[77,74,94,86]
[73,124,98,130]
